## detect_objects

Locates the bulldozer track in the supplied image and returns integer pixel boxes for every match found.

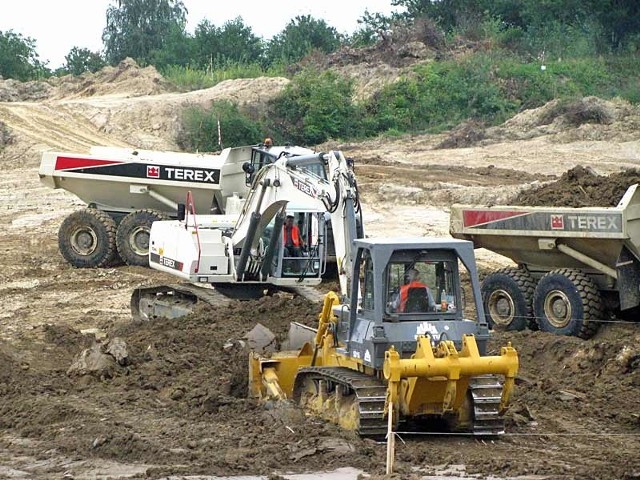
[292,367,389,438]
[468,375,506,435]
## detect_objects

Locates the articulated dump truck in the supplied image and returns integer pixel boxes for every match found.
[450,184,640,339]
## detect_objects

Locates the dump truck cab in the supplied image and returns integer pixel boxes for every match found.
[335,238,491,370]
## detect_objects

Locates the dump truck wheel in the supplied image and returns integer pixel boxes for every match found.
[58,208,118,268]
[481,267,535,331]
[116,209,167,267]
[533,268,603,339]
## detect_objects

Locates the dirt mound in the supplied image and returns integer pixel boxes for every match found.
[0,58,173,103]
[49,58,174,99]
[487,96,640,144]
[432,97,640,149]
[0,78,53,102]
[0,294,388,476]
[476,326,640,479]
[295,19,447,100]
[434,119,487,149]
[512,165,640,207]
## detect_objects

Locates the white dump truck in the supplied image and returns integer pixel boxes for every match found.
[38,143,332,268]
[449,184,640,338]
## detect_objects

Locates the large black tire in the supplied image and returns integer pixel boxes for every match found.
[116,209,168,267]
[533,268,603,339]
[58,208,118,268]
[481,267,536,331]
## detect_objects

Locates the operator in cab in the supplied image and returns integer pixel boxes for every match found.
[283,215,305,272]
[391,268,436,313]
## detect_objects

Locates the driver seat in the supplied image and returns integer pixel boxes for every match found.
[405,287,430,313]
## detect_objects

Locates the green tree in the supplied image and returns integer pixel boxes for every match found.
[590,0,640,51]
[64,47,106,75]
[266,15,342,65]
[193,17,263,70]
[0,30,48,80]
[149,24,194,69]
[102,0,188,65]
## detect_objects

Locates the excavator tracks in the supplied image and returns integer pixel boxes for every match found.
[131,283,324,321]
[130,283,230,321]
[467,375,506,435]
[292,367,389,438]
[286,285,327,303]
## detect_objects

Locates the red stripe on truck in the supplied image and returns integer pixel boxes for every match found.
[463,210,527,228]
[55,156,122,170]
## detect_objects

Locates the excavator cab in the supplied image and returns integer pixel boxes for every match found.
[246,145,328,185]
[258,210,327,281]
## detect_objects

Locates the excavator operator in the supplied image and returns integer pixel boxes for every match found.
[283,215,305,272]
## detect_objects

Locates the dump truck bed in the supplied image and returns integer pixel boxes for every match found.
[38,146,256,214]
[450,184,640,277]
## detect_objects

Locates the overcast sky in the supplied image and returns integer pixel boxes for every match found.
[0,0,399,69]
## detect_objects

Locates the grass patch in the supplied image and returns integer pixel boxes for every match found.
[163,63,285,91]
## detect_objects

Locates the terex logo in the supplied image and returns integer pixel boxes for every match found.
[293,178,316,197]
[147,165,160,178]
[550,214,564,229]
[150,252,184,271]
[567,215,619,231]
[165,167,217,183]
[160,257,176,268]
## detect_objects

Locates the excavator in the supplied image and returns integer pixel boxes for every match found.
[136,147,519,435]
[131,148,363,319]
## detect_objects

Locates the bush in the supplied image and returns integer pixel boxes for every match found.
[267,69,362,144]
[178,100,263,151]
[0,121,13,150]
[361,52,637,136]
[364,54,516,133]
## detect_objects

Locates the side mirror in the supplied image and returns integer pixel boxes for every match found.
[177,203,186,221]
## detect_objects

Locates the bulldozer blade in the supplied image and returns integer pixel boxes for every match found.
[281,322,317,350]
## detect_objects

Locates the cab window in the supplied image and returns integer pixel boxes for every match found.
[386,260,457,315]
[359,250,375,311]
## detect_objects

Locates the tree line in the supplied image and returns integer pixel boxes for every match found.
[2,0,639,148]
[2,0,639,82]
[0,0,345,80]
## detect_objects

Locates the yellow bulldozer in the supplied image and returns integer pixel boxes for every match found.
[250,238,519,436]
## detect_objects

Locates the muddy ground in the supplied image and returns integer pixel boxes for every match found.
[1,61,640,479]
